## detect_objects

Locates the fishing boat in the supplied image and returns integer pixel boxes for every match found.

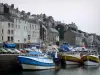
[81,50,100,66]
[62,52,82,65]
[60,43,82,65]
[18,52,55,70]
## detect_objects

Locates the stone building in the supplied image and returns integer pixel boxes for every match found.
[39,21,47,44]
[64,23,84,46]
[47,28,59,45]
[87,34,100,50]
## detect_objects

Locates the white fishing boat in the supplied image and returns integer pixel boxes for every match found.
[18,52,55,70]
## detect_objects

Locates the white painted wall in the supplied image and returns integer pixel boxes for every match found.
[0,21,14,42]
[0,17,40,44]
[27,23,40,43]
[14,18,28,43]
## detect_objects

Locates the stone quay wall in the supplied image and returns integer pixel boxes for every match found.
[0,54,22,72]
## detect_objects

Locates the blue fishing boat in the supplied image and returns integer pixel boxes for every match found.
[18,52,55,70]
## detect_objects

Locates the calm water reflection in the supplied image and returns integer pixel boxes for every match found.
[1,65,100,75]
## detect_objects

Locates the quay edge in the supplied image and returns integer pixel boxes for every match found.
[0,54,22,72]
[0,52,100,72]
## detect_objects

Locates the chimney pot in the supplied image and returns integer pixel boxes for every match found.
[11,4,14,8]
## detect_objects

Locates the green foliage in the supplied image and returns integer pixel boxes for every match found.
[55,24,66,40]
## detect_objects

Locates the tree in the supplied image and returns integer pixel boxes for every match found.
[55,24,66,40]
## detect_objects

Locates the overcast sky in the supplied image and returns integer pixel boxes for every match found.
[1,0,100,35]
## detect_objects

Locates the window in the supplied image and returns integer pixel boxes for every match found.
[35,32,37,35]
[24,26,25,30]
[8,30,10,34]
[7,36,10,41]
[19,20,20,23]
[16,25,17,28]
[30,24,31,29]
[2,36,3,40]
[24,38,26,42]
[18,25,20,29]
[26,26,27,30]
[16,19,17,22]
[28,35,30,40]
[11,30,13,34]
[32,25,34,29]
[11,36,13,42]
[2,29,3,33]
[38,27,40,30]
[33,31,34,35]
[18,40,20,42]
[24,26,26,30]
[25,21,26,24]
[8,23,10,28]
[12,23,14,28]
[35,25,36,29]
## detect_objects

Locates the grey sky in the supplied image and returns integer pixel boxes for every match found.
[1,0,100,35]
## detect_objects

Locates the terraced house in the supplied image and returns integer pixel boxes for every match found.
[64,22,84,46]
[0,3,40,48]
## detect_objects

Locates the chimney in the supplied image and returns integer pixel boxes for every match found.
[21,10,25,14]
[11,4,14,8]
[1,3,3,5]
[16,8,19,12]
[72,22,73,24]
[16,8,18,10]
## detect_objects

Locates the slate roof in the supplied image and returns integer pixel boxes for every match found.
[71,30,83,37]
[0,15,10,21]
[50,28,58,33]
[0,3,3,7]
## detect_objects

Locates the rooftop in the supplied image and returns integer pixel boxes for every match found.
[71,30,84,37]
[0,15,10,21]
[50,28,58,33]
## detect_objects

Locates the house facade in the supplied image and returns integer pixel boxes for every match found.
[64,28,84,46]
[0,3,40,48]
[47,28,59,45]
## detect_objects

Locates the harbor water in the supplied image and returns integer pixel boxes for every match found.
[1,65,100,75]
